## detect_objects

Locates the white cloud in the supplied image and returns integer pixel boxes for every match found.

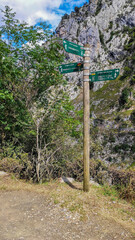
[0,0,64,29]
[0,0,89,30]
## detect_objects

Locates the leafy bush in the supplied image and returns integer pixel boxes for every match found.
[109,21,113,29]
[119,88,130,106]
[113,143,131,153]
[0,156,32,179]
[123,66,132,77]
[0,143,33,178]
[99,29,105,46]
[109,168,135,202]
[109,133,115,143]
[131,53,135,63]
[131,144,135,153]
[0,158,23,174]
[131,110,135,124]
[130,75,135,85]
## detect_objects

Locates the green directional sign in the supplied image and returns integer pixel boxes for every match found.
[59,62,83,74]
[63,40,85,57]
[89,69,120,82]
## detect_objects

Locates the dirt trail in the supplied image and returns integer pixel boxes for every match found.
[0,176,135,240]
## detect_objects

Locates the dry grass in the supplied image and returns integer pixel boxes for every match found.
[50,182,135,233]
[0,174,54,195]
[0,174,135,235]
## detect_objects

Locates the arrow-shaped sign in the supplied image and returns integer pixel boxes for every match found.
[89,69,120,82]
[59,62,83,74]
[63,40,85,57]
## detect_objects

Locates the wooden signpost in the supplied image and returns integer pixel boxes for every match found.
[83,44,90,192]
[59,39,120,192]
[61,40,90,192]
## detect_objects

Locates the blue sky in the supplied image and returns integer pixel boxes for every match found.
[0,0,89,30]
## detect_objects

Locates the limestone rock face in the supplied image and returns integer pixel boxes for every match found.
[56,0,134,70]
[56,0,135,94]
[55,0,135,166]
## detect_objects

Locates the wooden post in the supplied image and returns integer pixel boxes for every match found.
[83,44,90,192]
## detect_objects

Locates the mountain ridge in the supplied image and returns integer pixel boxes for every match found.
[55,0,135,168]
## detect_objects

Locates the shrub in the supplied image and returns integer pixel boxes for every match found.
[109,168,135,202]
[99,29,105,46]
[131,144,135,153]
[109,133,115,142]
[74,6,80,13]
[131,53,135,63]
[119,88,130,106]
[62,14,69,20]
[0,144,32,179]
[130,75,135,85]
[123,66,132,77]
[109,21,113,29]
[131,110,135,124]
[106,31,114,43]
[95,0,102,15]
[0,158,23,174]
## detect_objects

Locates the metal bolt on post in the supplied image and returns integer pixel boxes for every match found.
[83,44,90,192]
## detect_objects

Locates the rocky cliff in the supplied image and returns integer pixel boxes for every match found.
[55,0,135,168]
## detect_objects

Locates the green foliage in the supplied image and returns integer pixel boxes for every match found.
[106,31,114,44]
[123,66,132,77]
[102,185,118,197]
[131,144,135,153]
[74,6,80,13]
[0,81,34,145]
[0,6,71,182]
[130,75,135,85]
[119,26,135,81]
[62,14,69,20]
[109,168,135,203]
[99,29,105,46]
[131,53,135,63]
[119,184,135,203]
[119,88,130,106]
[77,26,80,37]
[95,0,102,15]
[0,143,32,178]
[0,6,64,145]
[131,110,135,125]
[109,133,115,143]
[109,21,113,29]
[90,77,122,117]
[83,20,88,28]
[124,33,135,52]
[113,144,131,153]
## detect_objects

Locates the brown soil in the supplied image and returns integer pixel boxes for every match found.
[0,174,135,240]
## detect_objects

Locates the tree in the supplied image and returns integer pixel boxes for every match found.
[30,87,82,182]
[0,6,82,182]
[0,6,64,145]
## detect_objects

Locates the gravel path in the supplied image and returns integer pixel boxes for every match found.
[0,190,134,240]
